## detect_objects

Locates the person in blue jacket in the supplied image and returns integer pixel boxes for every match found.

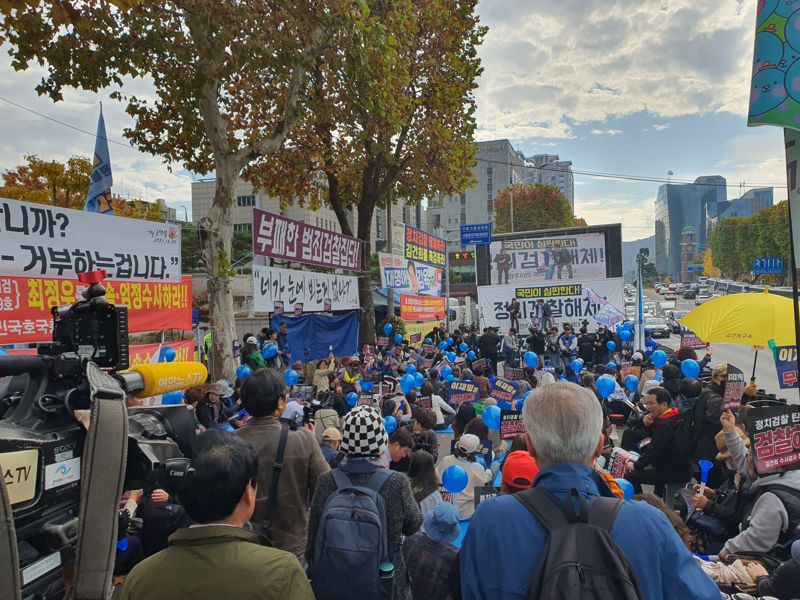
[459,381,721,600]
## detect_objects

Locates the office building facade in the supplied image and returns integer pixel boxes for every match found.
[525,154,575,211]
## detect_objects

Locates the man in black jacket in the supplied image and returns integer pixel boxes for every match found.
[477,328,501,372]
[525,324,546,356]
[625,387,690,496]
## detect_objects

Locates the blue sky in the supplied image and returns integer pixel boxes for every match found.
[0,0,788,241]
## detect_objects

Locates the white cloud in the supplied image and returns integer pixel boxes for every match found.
[653,124,672,131]
[590,128,622,136]
[475,0,753,139]
[575,195,656,241]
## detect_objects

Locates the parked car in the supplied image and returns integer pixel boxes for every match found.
[695,297,710,306]
[683,290,697,299]
[698,289,710,298]
[664,292,677,300]
[645,317,671,338]
[666,310,689,333]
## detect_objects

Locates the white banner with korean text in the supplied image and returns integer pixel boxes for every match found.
[253,264,360,313]
[477,278,624,332]
[0,198,181,282]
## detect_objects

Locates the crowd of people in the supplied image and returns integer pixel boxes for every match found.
[113,318,800,600]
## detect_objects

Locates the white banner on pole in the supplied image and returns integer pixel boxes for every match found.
[0,198,181,281]
[253,264,360,313]
[377,253,443,297]
[488,232,607,285]
[477,278,625,332]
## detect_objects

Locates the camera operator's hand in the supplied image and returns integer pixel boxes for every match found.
[691,493,708,510]
[151,489,169,503]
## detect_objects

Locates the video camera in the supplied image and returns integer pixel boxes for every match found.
[0,270,200,599]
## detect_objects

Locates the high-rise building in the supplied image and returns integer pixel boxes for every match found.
[710,187,774,224]
[654,176,727,281]
[524,154,575,211]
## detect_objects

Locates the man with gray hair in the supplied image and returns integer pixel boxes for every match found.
[459,382,719,600]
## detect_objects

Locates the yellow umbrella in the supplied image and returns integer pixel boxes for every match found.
[679,289,796,348]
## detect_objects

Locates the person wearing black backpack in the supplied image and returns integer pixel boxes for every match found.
[307,405,422,600]
[458,381,720,600]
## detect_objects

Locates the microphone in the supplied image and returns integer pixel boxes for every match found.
[114,362,208,398]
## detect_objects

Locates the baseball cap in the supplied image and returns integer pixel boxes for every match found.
[422,502,461,543]
[322,427,342,442]
[712,363,728,378]
[456,433,481,455]
[245,336,259,347]
[631,351,644,362]
[502,451,539,491]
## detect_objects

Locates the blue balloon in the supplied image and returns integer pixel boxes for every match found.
[652,350,668,369]
[383,415,398,435]
[446,352,457,363]
[570,360,583,374]
[361,380,374,392]
[413,372,425,388]
[424,337,433,344]
[161,390,184,405]
[284,369,299,386]
[216,423,235,432]
[619,330,633,343]
[442,465,469,493]
[439,341,448,351]
[459,342,468,352]
[616,477,635,500]
[440,365,452,379]
[596,375,616,398]
[346,391,358,407]
[607,341,616,352]
[236,365,252,380]
[488,374,497,387]
[0,347,7,356]
[400,373,416,394]
[384,323,393,335]
[394,333,403,345]
[624,374,639,393]
[161,346,177,363]
[606,362,617,370]
[262,342,277,359]
[681,358,701,379]
[621,322,634,331]
[482,405,501,430]
[467,350,476,361]
[575,358,585,367]
[447,337,454,347]
[523,351,539,368]
[446,374,455,383]
[406,363,417,375]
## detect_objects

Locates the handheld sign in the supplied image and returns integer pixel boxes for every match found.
[680,327,707,350]
[723,363,746,412]
[500,410,525,440]
[504,367,525,380]
[410,332,422,344]
[471,358,487,371]
[377,336,389,348]
[474,485,499,510]
[357,392,376,407]
[289,384,316,404]
[605,447,638,479]
[415,396,433,410]
[273,300,284,316]
[490,378,517,403]
[422,343,436,355]
[775,346,799,390]
[745,404,800,475]
[448,381,480,407]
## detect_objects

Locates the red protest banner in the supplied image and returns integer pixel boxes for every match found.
[6,338,196,367]
[0,275,192,344]
[746,405,800,475]
[400,294,446,322]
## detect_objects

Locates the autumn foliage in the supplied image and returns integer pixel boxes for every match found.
[494,183,577,233]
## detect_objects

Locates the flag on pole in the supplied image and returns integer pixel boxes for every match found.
[584,288,625,330]
[84,106,114,214]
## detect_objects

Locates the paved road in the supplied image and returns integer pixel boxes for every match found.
[644,291,800,404]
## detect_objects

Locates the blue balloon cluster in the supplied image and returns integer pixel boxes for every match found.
[619,330,633,343]
[406,363,417,375]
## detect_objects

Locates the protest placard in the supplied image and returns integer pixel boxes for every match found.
[289,385,316,404]
[745,404,800,475]
[490,378,517,403]
[471,358,487,371]
[474,485,499,510]
[377,336,389,348]
[447,381,480,406]
[500,410,525,440]
[680,328,707,350]
[423,343,436,355]
[775,346,799,390]
[410,332,422,344]
[357,393,377,407]
[415,396,433,410]
[504,367,525,380]
[723,363,746,412]
[605,447,638,479]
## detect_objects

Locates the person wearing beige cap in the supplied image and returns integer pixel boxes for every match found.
[319,427,342,467]
[436,433,491,519]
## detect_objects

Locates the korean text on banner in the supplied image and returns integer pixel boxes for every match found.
[775,346,799,390]
[252,264,359,313]
[400,294,446,322]
[129,339,195,367]
[0,199,181,281]
[478,278,624,332]
[488,232,607,285]
[745,404,800,476]
[252,208,362,271]
[403,225,446,268]
[377,253,443,297]
[0,275,192,343]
